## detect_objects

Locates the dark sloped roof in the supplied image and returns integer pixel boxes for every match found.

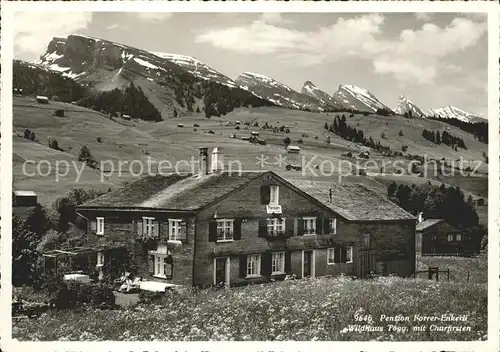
[80,172,265,210]
[416,219,444,231]
[284,179,416,221]
[80,171,414,221]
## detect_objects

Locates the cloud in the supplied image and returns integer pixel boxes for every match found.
[196,14,486,85]
[414,13,432,21]
[135,13,172,21]
[14,12,92,59]
[260,13,288,25]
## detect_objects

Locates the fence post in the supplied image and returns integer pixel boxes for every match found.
[467,271,470,283]
[447,269,450,281]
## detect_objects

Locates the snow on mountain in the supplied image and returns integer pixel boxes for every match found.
[332,84,392,113]
[151,52,238,88]
[428,106,486,123]
[394,95,427,117]
[300,81,344,109]
[235,73,325,111]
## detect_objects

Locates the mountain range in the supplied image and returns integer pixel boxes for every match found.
[24,34,486,122]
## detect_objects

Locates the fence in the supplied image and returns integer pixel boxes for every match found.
[414,267,474,283]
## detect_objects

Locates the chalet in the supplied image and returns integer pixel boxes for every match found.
[68,147,416,288]
[415,214,472,256]
[13,190,38,207]
[36,96,49,104]
[286,145,301,154]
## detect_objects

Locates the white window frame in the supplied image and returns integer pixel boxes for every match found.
[216,219,234,242]
[143,217,155,237]
[456,234,462,241]
[271,252,285,275]
[246,254,261,278]
[346,246,353,263]
[168,219,183,241]
[153,253,172,279]
[213,257,230,286]
[447,234,453,242]
[327,248,335,265]
[269,185,279,205]
[303,217,317,235]
[301,249,316,278]
[329,218,337,234]
[267,218,285,235]
[96,217,104,235]
[96,251,105,267]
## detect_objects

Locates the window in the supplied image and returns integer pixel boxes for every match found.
[267,218,285,235]
[143,217,155,237]
[216,219,234,241]
[96,252,104,267]
[327,248,335,265]
[96,217,104,235]
[346,246,353,263]
[327,247,352,264]
[154,254,172,278]
[303,217,316,235]
[362,233,371,247]
[447,234,453,242]
[271,252,285,274]
[329,218,337,234]
[169,219,183,241]
[247,254,261,277]
[456,234,462,241]
[269,185,279,205]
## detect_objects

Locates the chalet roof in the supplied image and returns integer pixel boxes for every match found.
[80,171,415,222]
[13,190,37,196]
[416,219,444,231]
[284,179,416,221]
[80,172,265,211]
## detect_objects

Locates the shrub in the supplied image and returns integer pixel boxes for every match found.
[53,280,115,309]
[96,137,102,143]
[298,139,304,144]
[138,290,165,305]
[30,131,36,141]
[24,128,31,139]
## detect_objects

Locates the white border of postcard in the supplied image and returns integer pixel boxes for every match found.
[1,1,499,351]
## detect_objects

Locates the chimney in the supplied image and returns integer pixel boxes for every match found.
[198,147,209,176]
[210,147,224,172]
[418,212,423,223]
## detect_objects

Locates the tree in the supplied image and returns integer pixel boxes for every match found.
[324,122,329,130]
[436,131,441,144]
[283,136,291,147]
[387,181,398,199]
[24,129,32,139]
[196,106,201,113]
[78,145,97,169]
[398,130,404,137]
[30,131,36,141]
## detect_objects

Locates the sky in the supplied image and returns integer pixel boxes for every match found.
[14,11,488,117]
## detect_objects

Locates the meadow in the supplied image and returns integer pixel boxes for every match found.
[12,274,487,341]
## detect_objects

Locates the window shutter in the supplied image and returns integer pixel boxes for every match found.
[153,220,160,237]
[323,218,330,234]
[285,251,292,273]
[262,252,272,276]
[334,247,341,264]
[297,218,304,236]
[258,219,267,237]
[239,255,247,278]
[148,255,155,275]
[260,186,270,205]
[179,220,188,243]
[90,220,97,232]
[137,219,143,236]
[316,217,323,235]
[285,218,295,236]
[208,221,217,242]
[341,247,347,263]
[233,218,242,240]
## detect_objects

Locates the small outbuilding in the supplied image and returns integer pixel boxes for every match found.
[286,145,301,154]
[36,96,49,104]
[13,190,38,207]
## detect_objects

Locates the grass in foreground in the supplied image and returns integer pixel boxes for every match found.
[12,276,487,341]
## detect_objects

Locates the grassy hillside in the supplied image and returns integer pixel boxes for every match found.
[13,95,488,213]
[12,275,486,341]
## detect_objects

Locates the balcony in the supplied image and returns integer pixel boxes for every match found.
[266,229,291,241]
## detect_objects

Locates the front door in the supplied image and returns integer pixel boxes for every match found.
[214,257,229,286]
[303,250,313,277]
